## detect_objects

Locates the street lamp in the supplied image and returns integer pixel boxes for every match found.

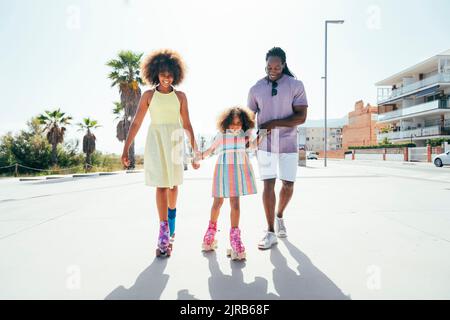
[324,19,344,167]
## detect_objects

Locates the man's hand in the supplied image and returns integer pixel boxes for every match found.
[259,120,278,132]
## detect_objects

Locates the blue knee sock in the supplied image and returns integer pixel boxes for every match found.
[168,208,176,237]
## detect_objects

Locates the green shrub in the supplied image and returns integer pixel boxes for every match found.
[426,138,450,147]
[0,131,52,173]
[380,137,392,146]
[56,139,85,168]
[0,118,107,176]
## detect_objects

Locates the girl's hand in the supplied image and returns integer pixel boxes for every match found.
[256,129,269,145]
[256,129,271,139]
[121,151,130,168]
[192,161,200,170]
[191,151,201,169]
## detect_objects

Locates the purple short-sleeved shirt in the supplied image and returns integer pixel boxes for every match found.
[247,74,308,153]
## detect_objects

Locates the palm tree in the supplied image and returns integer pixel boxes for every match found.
[107,51,144,169]
[37,109,72,165]
[77,118,101,171]
[112,101,126,142]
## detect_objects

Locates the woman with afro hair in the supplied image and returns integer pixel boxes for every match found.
[121,49,200,257]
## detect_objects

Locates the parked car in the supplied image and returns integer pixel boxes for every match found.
[307,151,318,160]
[433,151,450,167]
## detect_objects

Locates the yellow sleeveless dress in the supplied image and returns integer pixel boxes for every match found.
[144,88,184,188]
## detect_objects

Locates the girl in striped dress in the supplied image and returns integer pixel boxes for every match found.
[200,107,266,260]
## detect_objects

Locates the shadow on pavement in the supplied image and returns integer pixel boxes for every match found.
[271,239,351,300]
[177,289,199,300]
[105,258,169,300]
[104,241,350,300]
[205,251,279,300]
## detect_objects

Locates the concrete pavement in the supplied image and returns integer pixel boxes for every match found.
[1,158,450,299]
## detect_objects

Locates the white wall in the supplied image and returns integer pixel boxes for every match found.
[386,154,404,161]
[355,154,383,160]
[408,147,428,162]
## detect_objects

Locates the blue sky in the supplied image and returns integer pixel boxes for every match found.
[1,0,449,154]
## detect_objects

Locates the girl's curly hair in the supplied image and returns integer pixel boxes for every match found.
[141,49,186,86]
[217,107,256,134]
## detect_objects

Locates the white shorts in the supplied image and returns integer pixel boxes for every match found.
[256,150,298,182]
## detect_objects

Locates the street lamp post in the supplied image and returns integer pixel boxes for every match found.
[324,19,344,167]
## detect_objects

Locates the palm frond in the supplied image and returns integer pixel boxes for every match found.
[106,59,124,69]
[108,51,143,91]
[113,102,124,113]
[108,71,120,80]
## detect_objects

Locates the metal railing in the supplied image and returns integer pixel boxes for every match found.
[378,73,450,104]
[378,99,449,122]
[0,163,104,177]
[377,125,443,141]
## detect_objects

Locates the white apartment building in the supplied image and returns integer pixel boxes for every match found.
[305,127,343,152]
[376,49,450,146]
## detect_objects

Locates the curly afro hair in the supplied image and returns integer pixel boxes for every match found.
[217,107,256,134]
[141,49,186,86]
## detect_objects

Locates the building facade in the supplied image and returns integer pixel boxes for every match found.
[342,100,381,149]
[305,127,343,152]
[376,49,450,147]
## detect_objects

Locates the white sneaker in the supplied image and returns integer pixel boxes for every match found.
[276,217,287,238]
[258,231,278,250]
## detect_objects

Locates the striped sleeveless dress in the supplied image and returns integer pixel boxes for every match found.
[144,87,184,188]
[211,131,257,198]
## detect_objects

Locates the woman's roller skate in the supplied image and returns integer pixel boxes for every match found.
[156,221,172,258]
[168,208,176,244]
[202,221,218,252]
[227,227,246,261]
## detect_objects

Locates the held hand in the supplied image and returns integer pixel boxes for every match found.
[121,151,130,168]
[259,120,277,131]
[192,161,200,170]
[257,128,271,143]
[193,151,203,162]
[258,129,270,138]
[191,151,201,170]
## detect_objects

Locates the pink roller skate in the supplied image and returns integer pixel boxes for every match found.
[227,227,246,261]
[202,221,218,252]
[156,221,172,258]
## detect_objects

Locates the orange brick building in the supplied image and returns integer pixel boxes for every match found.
[342,100,382,150]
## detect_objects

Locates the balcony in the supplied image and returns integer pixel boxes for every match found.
[377,99,449,122]
[377,125,450,141]
[377,73,450,104]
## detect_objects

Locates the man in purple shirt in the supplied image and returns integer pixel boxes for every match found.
[247,47,308,249]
